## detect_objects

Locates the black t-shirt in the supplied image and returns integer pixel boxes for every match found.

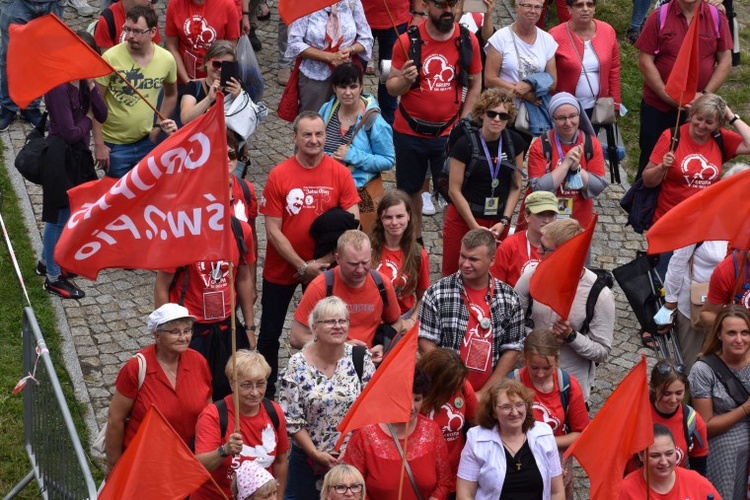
[499,439,544,499]
[179,80,207,103]
[449,128,526,211]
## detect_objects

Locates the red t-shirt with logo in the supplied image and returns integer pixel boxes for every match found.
[459,286,493,391]
[193,396,290,499]
[293,268,402,346]
[707,251,750,309]
[165,0,240,80]
[491,230,541,287]
[649,124,741,222]
[375,246,430,314]
[259,155,360,285]
[94,1,163,49]
[164,220,255,323]
[619,467,719,500]
[518,367,589,437]
[392,22,483,137]
[425,380,478,491]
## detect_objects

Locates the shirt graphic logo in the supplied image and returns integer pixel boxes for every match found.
[680,154,719,188]
[422,54,455,91]
[183,15,217,50]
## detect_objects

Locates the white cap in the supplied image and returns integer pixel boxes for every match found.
[147,303,196,333]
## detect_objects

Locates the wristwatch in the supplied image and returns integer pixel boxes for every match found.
[730,114,741,125]
[564,331,577,343]
[244,324,256,331]
[217,444,228,457]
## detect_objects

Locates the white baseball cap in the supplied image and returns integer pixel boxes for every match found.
[147,303,196,333]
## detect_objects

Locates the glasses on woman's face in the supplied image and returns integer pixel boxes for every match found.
[486,110,511,121]
[496,401,526,414]
[318,318,350,327]
[553,112,580,123]
[159,327,193,338]
[655,363,686,375]
[571,1,595,8]
[517,2,543,11]
[332,483,364,494]
[228,149,238,161]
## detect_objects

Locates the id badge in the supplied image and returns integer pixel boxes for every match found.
[203,291,225,321]
[464,337,491,372]
[557,197,574,219]
[183,50,199,80]
[484,197,500,216]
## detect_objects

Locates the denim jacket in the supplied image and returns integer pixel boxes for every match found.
[522,72,554,137]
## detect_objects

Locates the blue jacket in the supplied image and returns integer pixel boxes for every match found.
[522,72,554,137]
[319,94,395,188]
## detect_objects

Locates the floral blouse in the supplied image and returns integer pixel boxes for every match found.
[279,343,375,452]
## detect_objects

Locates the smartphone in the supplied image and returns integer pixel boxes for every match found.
[463,0,487,12]
[220,60,240,87]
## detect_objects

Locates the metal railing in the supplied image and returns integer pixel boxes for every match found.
[5,307,97,499]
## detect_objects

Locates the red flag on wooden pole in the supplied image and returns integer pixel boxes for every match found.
[664,7,701,106]
[7,14,113,109]
[529,214,598,320]
[564,356,654,500]
[279,0,338,25]
[334,324,419,450]
[646,168,750,253]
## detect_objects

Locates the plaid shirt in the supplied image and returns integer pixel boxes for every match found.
[418,273,525,368]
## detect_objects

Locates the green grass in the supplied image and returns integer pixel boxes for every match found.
[0,142,102,497]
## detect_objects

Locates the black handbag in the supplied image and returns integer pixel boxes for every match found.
[619,178,660,234]
[14,112,48,185]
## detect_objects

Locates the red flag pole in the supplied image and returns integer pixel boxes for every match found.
[397,426,410,500]
[381,0,410,61]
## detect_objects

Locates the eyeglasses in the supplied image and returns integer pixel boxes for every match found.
[228,149,238,160]
[210,60,225,70]
[486,110,511,121]
[431,0,458,8]
[122,25,152,35]
[518,2,544,11]
[332,484,364,494]
[540,242,556,254]
[553,113,580,123]
[159,327,193,338]
[318,318,350,327]
[239,380,268,391]
[571,1,595,8]
[496,401,526,413]
[655,363,686,375]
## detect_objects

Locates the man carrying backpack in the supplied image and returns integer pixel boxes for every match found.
[386,0,483,243]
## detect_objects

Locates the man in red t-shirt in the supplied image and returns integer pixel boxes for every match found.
[700,249,749,328]
[491,191,558,287]
[94,0,162,50]
[386,0,483,241]
[258,111,360,398]
[291,230,402,363]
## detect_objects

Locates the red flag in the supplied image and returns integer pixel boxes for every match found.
[279,0,337,24]
[646,168,750,253]
[334,324,419,450]
[7,14,113,109]
[54,94,231,280]
[664,8,701,105]
[564,356,654,500]
[529,214,598,320]
[99,405,217,500]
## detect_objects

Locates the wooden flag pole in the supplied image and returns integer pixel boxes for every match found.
[230,263,240,433]
[645,445,651,500]
[209,475,230,499]
[111,70,167,122]
[381,0,410,61]
[397,424,411,500]
[669,92,684,154]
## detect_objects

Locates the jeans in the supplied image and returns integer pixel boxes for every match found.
[42,207,70,280]
[0,0,63,111]
[393,131,447,194]
[371,24,407,125]
[629,0,653,31]
[257,279,299,399]
[278,21,292,68]
[105,136,155,179]
[284,446,324,500]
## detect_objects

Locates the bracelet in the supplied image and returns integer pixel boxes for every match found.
[297,261,309,276]
[499,215,511,226]
[742,404,749,416]
[242,10,251,14]
[729,114,740,125]
[244,323,256,331]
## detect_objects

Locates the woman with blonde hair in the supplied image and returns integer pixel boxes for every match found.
[319,464,366,500]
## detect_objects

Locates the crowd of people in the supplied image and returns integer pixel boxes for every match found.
[1,0,750,497]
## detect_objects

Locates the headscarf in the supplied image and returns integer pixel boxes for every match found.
[548,92,596,137]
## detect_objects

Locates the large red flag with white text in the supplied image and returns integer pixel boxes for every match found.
[647,168,750,253]
[54,94,230,280]
[529,214,598,320]
[8,14,113,109]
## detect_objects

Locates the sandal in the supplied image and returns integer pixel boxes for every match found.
[640,331,657,350]
[256,0,271,21]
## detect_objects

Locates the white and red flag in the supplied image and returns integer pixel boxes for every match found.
[54,94,231,280]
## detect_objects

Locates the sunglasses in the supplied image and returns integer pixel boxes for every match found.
[227,149,238,160]
[431,0,458,8]
[655,363,686,375]
[486,110,511,121]
[210,60,225,70]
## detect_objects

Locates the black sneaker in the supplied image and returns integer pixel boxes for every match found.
[44,276,85,299]
[20,108,43,127]
[626,27,640,45]
[248,27,262,52]
[0,107,15,132]
[36,261,77,278]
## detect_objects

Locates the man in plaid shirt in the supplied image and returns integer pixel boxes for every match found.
[419,229,525,401]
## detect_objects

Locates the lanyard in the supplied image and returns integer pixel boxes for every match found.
[479,135,503,194]
[525,232,531,259]
[553,131,580,166]
[460,279,494,330]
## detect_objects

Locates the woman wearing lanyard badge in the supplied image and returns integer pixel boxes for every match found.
[523,92,607,229]
[442,88,526,277]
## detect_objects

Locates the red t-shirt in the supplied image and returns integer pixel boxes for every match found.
[459,285,494,391]
[518,367,589,437]
[649,124,742,222]
[259,155,360,285]
[231,178,258,223]
[650,405,709,469]
[164,219,255,323]
[392,22,483,137]
[95,2,163,49]
[526,132,606,229]
[293,268,402,347]
[375,246,430,314]
[361,0,410,29]
[619,467,720,500]
[490,230,541,287]
[115,345,212,448]
[707,251,750,309]
[193,396,290,499]
[425,381,478,491]
[165,0,240,81]
[635,1,733,111]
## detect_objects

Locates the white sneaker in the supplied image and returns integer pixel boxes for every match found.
[68,0,98,16]
[422,192,436,216]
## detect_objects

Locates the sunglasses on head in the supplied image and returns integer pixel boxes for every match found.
[431,0,458,8]
[655,363,686,375]
[486,110,511,121]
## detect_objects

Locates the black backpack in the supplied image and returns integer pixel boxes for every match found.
[14,112,49,185]
[406,23,473,92]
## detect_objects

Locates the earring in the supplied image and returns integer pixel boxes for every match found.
[313,334,319,342]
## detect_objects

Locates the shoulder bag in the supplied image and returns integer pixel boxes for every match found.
[387,423,424,500]
[687,251,709,329]
[509,30,531,135]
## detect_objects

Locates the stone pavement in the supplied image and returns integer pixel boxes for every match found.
[1,0,656,493]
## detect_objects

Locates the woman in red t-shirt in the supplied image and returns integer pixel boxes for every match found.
[418,348,478,496]
[370,190,430,325]
[516,328,590,498]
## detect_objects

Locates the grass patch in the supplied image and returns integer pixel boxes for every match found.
[0,141,102,497]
